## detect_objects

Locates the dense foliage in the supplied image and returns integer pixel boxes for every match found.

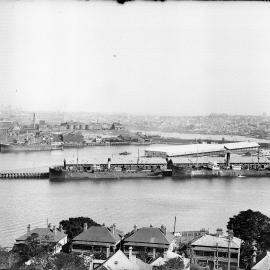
[0,250,88,270]
[227,209,270,269]
[59,216,100,240]
[153,258,185,270]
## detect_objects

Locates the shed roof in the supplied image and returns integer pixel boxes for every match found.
[145,142,260,157]
[170,154,270,164]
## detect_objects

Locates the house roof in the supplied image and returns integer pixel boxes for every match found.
[124,227,173,248]
[191,234,241,249]
[97,250,151,270]
[15,227,67,243]
[252,251,270,270]
[99,250,134,270]
[73,226,121,245]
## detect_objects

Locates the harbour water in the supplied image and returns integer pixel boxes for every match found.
[0,145,270,247]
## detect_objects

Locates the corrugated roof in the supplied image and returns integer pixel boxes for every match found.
[224,142,260,150]
[124,227,172,247]
[73,226,121,244]
[252,251,270,270]
[170,154,270,164]
[16,228,67,243]
[145,142,260,157]
[191,235,241,249]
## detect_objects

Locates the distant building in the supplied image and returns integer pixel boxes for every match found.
[123,225,175,262]
[72,224,123,260]
[14,224,67,254]
[0,121,13,136]
[111,122,125,131]
[190,229,241,270]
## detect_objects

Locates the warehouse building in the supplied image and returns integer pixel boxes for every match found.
[145,141,260,158]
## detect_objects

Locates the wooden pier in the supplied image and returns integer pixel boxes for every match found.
[0,167,49,179]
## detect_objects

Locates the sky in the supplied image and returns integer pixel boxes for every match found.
[1,0,270,116]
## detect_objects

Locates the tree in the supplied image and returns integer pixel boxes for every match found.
[153,258,185,270]
[227,209,270,270]
[59,217,100,240]
[51,253,88,270]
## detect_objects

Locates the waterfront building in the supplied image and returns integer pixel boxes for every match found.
[145,142,260,158]
[123,225,175,262]
[14,224,67,254]
[252,251,270,270]
[111,122,125,131]
[72,224,123,259]
[0,120,13,136]
[190,229,241,270]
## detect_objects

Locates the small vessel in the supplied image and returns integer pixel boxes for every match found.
[119,151,131,155]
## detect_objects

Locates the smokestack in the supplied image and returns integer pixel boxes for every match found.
[83,223,88,232]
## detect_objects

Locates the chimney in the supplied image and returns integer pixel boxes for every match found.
[228,229,234,239]
[112,223,116,235]
[161,225,167,235]
[216,228,223,237]
[27,224,31,236]
[200,228,207,236]
[83,223,88,232]
[89,255,94,270]
[133,225,138,231]
[53,225,56,235]
[129,246,133,259]
[106,245,110,258]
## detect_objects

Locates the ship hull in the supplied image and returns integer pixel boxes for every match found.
[172,166,270,178]
[49,167,163,181]
[0,143,63,153]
